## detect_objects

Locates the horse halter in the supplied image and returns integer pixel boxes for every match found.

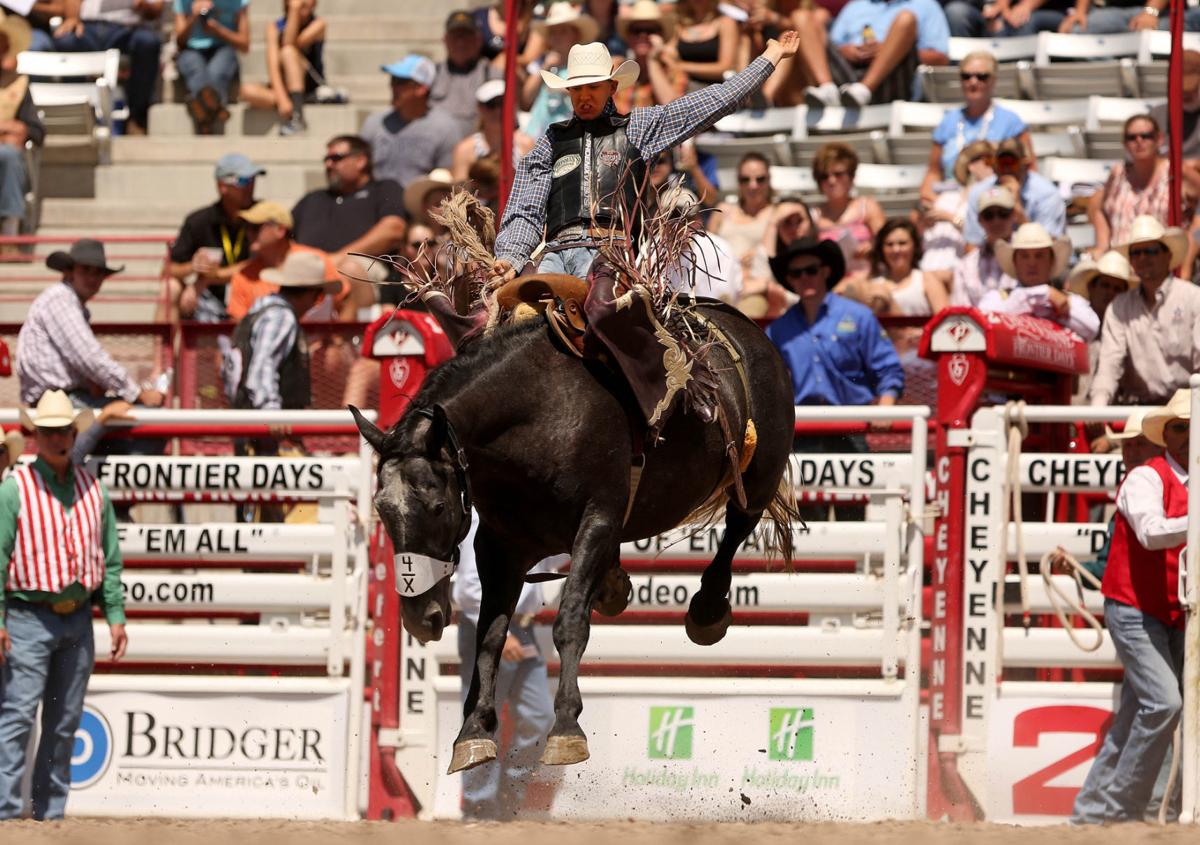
[414,406,473,549]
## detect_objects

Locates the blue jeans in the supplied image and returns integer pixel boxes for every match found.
[0,601,95,820]
[1080,6,1200,31]
[0,145,26,219]
[53,21,161,129]
[537,242,597,278]
[28,30,53,52]
[457,618,554,821]
[943,0,1064,36]
[176,44,240,106]
[1072,599,1184,824]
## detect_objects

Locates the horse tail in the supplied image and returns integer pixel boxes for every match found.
[763,460,800,571]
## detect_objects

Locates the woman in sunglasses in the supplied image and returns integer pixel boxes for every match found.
[810,142,885,283]
[1088,114,1173,257]
[920,51,1030,209]
[711,153,776,271]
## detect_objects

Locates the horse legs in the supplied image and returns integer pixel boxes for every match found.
[685,503,763,646]
[541,510,622,766]
[448,531,527,775]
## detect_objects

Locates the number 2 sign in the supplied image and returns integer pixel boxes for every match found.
[1011,706,1113,816]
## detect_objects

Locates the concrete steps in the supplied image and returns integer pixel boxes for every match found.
[111,135,329,164]
[42,198,208,229]
[240,41,427,80]
[93,162,322,203]
[246,13,445,44]
[147,101,368,137]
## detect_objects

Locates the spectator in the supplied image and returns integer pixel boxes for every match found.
[168,152,263,321]
[810,142,885,282]
[24,3,63,52]
[963,137,1064,247]
[0,14,44,237]
[921,140,996,288]
[981,222,1099,340]
[1061,0,1200,33]
[0,430,21,479]
[1149,51,1200,159]
[739,199,809,318]
[1089,114,1171,256]
[1072,389,1190,825]
[16,240,166,463]
[665,0,740,93]
[475,0,545,67]
[647,142,720,210]
[614,0,686,109]
[920,51,1032,207]
[451,79,535,181]
[951,185,1017,306]
[1067,250,1133,402]
[1090,216,1200,407]
[239,0,326,136]
[52,0,161,135]
[429,11,501,140]
[404,168,454,240]
[849,218,947,316]
[523,3,600,138]
[709,152,776,285]
[173,0,251,135]
[291,135,407,318]
[661,186,743,303]
[790,0,949,108]
[945,0,1068,35]
[466,154,502,216]
[226,201,349,323]
[581,0,622,52]
[0,390,128,821]
[362,55,460,190]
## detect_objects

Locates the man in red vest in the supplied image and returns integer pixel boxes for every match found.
[0,390,128,820]
[1072,388,1190,824]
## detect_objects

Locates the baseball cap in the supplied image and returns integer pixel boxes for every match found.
[979,185,1015,212]
[381,55,437,87]
[476,79,506,104]
[214,152,266,183]
[445,10,479,33]
[239,200,294,229]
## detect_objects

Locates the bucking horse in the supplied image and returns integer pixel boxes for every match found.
[349,192,797,774]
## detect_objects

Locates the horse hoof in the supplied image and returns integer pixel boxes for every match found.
[592,566,632,617]
[685,605,733,646]
[447,738,497,774]
[540,734,590,766]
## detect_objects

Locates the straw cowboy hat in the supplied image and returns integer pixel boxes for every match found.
[1114,215,1189,270]
[1106,408,1149,443]
[2,429,24,468]
[1067,250,1136,298]
[19,390,94,432]
[617,0,676,43]
[541,42,639,92]
[995,222,1072,281]
[1142,388,1192,447]
[404,168,455,222]
[952,140,996,186]
[536,2,600,44]
[0,10,32,57]
[45,238,124,276]
[261,251,342,294]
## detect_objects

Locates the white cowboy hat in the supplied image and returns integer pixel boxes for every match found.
[541,42,639,93]
[994,222,1072,282]
[1142,388,1192,447]
[19,390,94,432]
[404,168,455,223]
[536,2,601,44]
[0,10,32,57]
[2,429,24,468]
[617,0,676,43]
[261,251,342,294]
[1114,214,1188,271]
[1106,408,1149,443]
[1066,250,1136,298]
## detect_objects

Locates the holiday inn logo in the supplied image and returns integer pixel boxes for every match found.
[769,707,814,761]
[648,706,694,760]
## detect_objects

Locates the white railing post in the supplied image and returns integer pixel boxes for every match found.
[1182,375,1200,824]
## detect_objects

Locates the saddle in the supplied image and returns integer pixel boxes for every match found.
[494,273,589,355]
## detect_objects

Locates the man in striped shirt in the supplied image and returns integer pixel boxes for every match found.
[0,389,127,820]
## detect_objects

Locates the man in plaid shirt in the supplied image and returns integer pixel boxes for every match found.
[489,32,800,284]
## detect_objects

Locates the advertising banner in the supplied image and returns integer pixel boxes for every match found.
[68,687,350,819]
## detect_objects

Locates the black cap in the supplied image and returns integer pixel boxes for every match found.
[445,10,479,33]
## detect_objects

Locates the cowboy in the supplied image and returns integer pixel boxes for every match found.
[0,389,128,820]
[0,430,21,479]
[1073,389,1191,825]
[1066,250,1135,405]
[1090,215,1200,408]
[16,238,166,461]
[489,31,800,282]
[979,222,1100,341]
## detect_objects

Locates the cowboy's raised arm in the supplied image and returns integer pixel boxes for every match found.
[631,31,799,161]
[494,134,555,270]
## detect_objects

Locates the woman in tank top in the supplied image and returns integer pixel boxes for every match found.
[810,142,884,282]
[664,0,739,91]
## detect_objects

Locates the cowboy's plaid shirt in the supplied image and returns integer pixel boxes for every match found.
[494,56,776,268]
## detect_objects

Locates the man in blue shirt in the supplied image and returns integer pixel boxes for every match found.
[786,0,950,108]
[963,137,1065,247]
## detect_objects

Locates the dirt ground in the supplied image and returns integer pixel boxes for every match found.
[2,819,1199,845]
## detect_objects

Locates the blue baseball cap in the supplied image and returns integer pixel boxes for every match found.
[381,55,437,88]
[214,153,266,182]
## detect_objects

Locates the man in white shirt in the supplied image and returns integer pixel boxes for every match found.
[1072,389,1190,824]
[660,187,743,304]
[978,222,1099,341]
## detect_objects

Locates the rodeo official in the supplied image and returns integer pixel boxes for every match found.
[0,390,128,820]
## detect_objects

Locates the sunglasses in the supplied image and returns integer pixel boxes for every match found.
[1166,420,1190,434]
[738,175,768,185]
[960,71,992,82]
[408,238,434,250]
[324,152,353,163]
[981,208,1012,221]
[1129,245,1167,259]
[786,264,823,278]
[1125,131,1156,142]
[220,176,255,188]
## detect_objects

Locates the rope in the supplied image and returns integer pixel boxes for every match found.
[1038,547,1105,652]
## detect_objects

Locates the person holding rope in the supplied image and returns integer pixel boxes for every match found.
[0,390,127,820]
[1072,389,1191,825]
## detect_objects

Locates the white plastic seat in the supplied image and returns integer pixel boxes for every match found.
[794,103,893,137]
[885,132,935,166]
[888,100,950,134]
[1026,59,1137,100]
[1039,156,1116,192]
[1031,129,1085,158]
[789,131,886,168]
[854,163,925,192]
[1085,94,1162,130]
[994,96,1090,130]
[1081,127,1124,159]
[1034,31,1142,64]
[713,106,797,135]
[1136,29,1200,63]
[16,49,120,164]
[949,35,1039,62]
[694,132,793,167]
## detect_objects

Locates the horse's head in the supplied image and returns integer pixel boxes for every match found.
[351,404,471,643]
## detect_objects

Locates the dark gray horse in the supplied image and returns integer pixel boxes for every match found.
[351,300,795,774]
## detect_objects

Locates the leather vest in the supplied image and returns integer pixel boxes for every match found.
[232,303,311,410]
[545,111,646,240]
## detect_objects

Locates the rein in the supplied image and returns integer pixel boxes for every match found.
[414,406,473,548]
